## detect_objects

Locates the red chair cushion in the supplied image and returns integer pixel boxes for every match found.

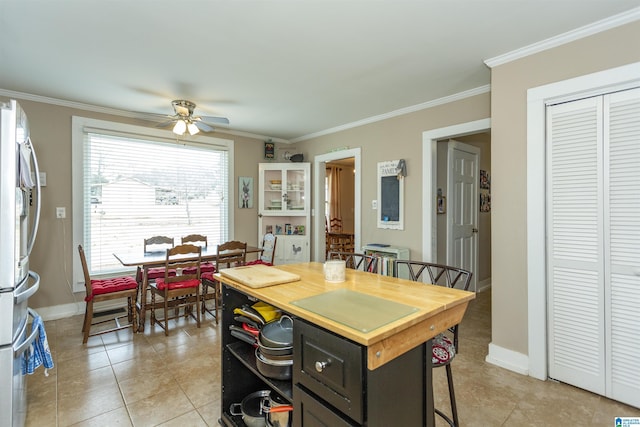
[201,271,216,282]
[183,263,216,275]
[245,260,273,266]
[86,276,137,302]
[431,333,456,365]
[147,267,176,280]
[154,278,200,291]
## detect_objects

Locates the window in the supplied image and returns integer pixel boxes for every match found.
[72,117,234,284]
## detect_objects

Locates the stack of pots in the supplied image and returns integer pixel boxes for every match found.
[256,315,293,380]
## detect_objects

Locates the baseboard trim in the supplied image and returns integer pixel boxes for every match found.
[485,342,529,375]
[35,299,127,322]
[477,278,491,293]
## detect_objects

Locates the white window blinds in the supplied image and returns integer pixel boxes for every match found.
[80,126,230,275]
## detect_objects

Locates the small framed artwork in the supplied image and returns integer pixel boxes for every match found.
[437,195,446,214]
[285,223,292,235]
[295,225,305,235]
[239,177,253,208]
[480,193,491,212]
[275,225,283,235]
[265,225,273,234]
[480,170,490,190]
[264,141,275,160]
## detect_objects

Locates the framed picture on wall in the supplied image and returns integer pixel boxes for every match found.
[239,177,253,208]
[480,170,490,190]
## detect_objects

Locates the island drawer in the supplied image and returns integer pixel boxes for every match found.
[293,318,364,424]
[293,385,359,427]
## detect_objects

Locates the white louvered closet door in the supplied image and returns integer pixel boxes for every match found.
[547,87,640,408]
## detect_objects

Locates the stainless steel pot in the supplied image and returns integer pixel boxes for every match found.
[229,390,270,427]
[262,393,293,427]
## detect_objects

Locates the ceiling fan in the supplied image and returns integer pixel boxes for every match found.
[154,99,229,136]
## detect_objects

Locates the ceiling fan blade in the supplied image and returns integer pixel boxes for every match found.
[194,121,215,132]
[154,118,178,128]
[200,115,229,125]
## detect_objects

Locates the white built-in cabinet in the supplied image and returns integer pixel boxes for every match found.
[258,163,310,265]
[546,87,640,408]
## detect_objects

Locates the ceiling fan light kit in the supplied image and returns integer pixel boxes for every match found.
[149,99,229,136]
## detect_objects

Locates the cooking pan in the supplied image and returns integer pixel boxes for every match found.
[255,347,293,380]
[259,316,293,348]
[257,341,293,357]
[262,392,293,427]
[234,315,262,330]
[229,325,258,346]
[233,305,266,326]
[230,390,270,427]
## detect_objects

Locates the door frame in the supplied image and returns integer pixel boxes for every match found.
[446,140,480,292]
[527,62,640,380]
[313,148,361,261]
[422,119,491,264]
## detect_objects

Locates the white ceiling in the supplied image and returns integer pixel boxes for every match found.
[1,1,638,142]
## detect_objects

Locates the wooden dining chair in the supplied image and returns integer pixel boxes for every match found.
[327,251,378,273]
[149,244,202,336]
[245,233,277,266]
[78,245,138,343]
[329,217,343,232]
[393,260,472,427]
[137,235,175,283]
[181,234,216,274]
[201,240,247,323]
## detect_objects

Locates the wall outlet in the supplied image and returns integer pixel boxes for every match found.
[56,207,66,218]
[372,200,378,209]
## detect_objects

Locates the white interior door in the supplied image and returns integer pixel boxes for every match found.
[605,87,640,407]
[546,96,606,395]
[446,141,479,291]
[547,87,640,408]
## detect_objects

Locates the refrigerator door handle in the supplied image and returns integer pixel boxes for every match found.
[13,308,39,357]
[26,137,41,256]
[15,271,40,305]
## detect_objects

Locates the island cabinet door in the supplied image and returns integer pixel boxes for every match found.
[294,385,358,427]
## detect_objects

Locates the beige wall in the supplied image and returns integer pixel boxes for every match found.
[295,93,491,260]
[11,99,264,309]
[490,21,640,355]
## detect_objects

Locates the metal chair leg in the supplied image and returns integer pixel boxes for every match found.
[446,363,459,427]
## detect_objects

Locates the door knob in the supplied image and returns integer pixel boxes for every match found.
[472,228,478,233]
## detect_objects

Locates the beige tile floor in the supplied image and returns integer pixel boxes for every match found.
[25,290,640,426]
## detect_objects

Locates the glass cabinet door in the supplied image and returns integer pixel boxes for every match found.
[284,167,306,213]
[261,168,285,212]
[259,164,308,213]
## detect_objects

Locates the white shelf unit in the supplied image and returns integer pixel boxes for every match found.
[258,163,310,265]
[362,244,410,279]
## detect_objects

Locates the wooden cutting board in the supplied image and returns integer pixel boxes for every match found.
[219,265,301,288]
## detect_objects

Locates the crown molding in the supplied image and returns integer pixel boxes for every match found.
[291,84,491,143]
[484,7,640,68]
[0,87,290,143]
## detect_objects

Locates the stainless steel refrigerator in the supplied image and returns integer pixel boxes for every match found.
[0,100,42,427]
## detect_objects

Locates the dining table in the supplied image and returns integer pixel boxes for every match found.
[113,244,262,331]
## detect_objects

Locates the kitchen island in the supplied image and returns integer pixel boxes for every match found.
[217,262,475,427]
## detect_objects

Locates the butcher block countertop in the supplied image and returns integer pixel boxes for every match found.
[217,262,475,370]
